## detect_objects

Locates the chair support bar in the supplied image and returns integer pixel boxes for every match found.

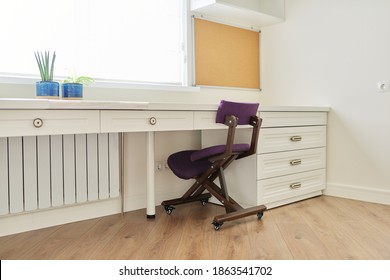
[161,192,212,207]
[213,204,267,224]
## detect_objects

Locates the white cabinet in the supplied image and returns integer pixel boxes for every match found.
[258,111,327,208]
[201,109,328,209]
[191,0,285,29]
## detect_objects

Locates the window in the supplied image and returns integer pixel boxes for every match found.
[0,0,186,86]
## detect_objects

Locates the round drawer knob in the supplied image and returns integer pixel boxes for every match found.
[149,117,157,125]
[33,118,43,128]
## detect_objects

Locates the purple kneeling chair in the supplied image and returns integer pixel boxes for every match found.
[161,100,266,230]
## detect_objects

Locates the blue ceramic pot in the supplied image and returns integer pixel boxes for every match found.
[62,83,83,99]
[36,81,60,98]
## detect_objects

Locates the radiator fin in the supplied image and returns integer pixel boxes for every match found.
[0,133,120,216]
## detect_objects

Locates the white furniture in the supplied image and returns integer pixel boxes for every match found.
[191,0,285,29]
[0,99,217,219]
[0,98,328,227]
[257,111,327,208]
[202,109,328,209]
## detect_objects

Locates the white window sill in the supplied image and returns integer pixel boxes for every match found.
[0,75,200,93]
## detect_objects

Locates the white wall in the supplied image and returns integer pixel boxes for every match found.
[260,0,390,204]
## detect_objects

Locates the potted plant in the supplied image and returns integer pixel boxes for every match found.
[62,74,94,99]
[34,51,59,98]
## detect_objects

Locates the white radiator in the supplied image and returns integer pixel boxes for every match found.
[0,133,120,216]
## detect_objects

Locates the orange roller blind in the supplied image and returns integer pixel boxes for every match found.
[194,18,260,89]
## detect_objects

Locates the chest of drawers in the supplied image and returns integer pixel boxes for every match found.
[257,111,327,208]
[201,110,328,209]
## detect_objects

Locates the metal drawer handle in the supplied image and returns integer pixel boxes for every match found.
[149,117,157,125]
[290,159,302,166]
[290,136,302,142]
[290,183,302,189]
[33,118,43,128]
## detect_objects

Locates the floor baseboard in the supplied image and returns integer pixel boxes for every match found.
[324,183,390,205]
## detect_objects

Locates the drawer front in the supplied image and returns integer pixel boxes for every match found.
[257,169,326,205]
[260,111,327,128]
[259,126,326,154]
[0,110,100,137]
[101,110,194,132]
[257,147,326,179]
[194,111,253,130]
[194,111,219,130]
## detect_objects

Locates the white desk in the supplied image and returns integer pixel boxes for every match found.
[0,98,329,220]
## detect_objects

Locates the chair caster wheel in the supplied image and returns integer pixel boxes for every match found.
[212,220,223,231]
[201,198,209,206]
[257,211,264,220]
[164,205,175,215]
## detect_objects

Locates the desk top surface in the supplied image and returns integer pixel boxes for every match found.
[0,98,330,112]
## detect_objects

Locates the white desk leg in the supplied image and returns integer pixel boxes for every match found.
[146,131,156,218]
[120,133,125,215]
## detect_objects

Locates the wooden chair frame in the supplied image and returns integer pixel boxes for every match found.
[161,114,266,230]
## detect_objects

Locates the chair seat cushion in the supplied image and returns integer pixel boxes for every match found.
[168,150,212,180]
[190,143,250,162]
[168,144,250,180]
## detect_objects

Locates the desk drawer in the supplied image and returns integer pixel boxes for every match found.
[259,126,326,154]
[257,147,326,179]
[257,169,326,206]
[260,111,327,128]
[194,111,253,130]
[101,110,193,132]
[194,111,220,130]
[0,110,100,137]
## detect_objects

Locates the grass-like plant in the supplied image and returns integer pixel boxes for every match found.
[34,51,56,82]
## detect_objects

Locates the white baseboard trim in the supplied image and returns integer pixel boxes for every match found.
[0,199,122,237]
[0,190,185,237]
[324,183,390,205]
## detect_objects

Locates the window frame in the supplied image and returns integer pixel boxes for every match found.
[0,0,194,91]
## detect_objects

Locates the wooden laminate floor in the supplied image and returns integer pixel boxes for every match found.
[0,195,390,260]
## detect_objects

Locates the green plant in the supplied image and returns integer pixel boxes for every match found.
[34,51,56,82]
[63,70,94,86]
[63,75,95,85]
